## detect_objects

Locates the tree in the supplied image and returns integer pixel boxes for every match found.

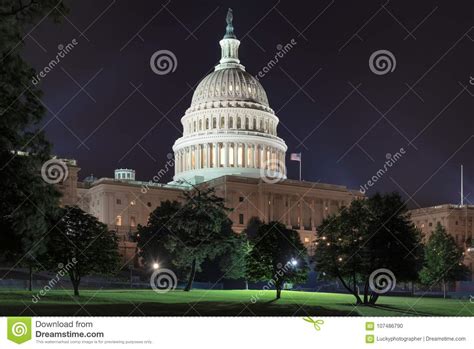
[243,216,263,240]
[0,1,68,290]
[214,218,249,281]
[315,193,422,305]
[44,206,120,296]
[165,186,234,291]
[136,200,182,270]
[247,221,308,299]
[419,223,468,298]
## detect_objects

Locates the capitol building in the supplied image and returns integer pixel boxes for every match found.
[58,11,364,262]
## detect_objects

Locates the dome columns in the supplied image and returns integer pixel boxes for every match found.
[174,141,286,176]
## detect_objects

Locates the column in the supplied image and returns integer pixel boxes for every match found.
[253,144,257,168]
[177,152,181,173]
[224,142,229,167]
[186,147,190,170]
[299,199,303,230]
[244,143,248,168]
[286,195,291,226]
[262,145,267,166]
[233,142,238,167]
[215,143,220,167]
[196,145,200,169]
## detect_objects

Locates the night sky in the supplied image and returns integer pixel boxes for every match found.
[22,0,473,208]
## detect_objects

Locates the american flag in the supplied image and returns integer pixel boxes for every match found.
[290,153,301,161]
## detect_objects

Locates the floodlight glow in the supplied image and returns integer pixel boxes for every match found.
[153,262,159,269]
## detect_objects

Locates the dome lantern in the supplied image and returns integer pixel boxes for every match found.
[216,8,244,71]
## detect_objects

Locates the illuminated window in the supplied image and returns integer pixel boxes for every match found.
[130,200,136,206]
[115,215,122,226]
[304,237,310,243]
[130,216,136,227]
[239,214,244,225]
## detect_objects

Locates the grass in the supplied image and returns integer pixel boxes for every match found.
[0,289,471,316]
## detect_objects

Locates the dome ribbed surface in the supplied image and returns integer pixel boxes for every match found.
[191,68,269,107]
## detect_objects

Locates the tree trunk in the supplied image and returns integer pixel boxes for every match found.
[69,272,80,297]
[337,274,362,304]
[72,280,80,297]
[275,280,282,299]
[363,279,369,304]
[28,265,33,291]
[245,280,248,290]
[442,280,446,299]
[369,293,379,305]
[184,258,197,292]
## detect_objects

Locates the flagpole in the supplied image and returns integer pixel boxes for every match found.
[299,154,302,181]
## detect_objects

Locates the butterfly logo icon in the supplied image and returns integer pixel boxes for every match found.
[303,317,324,331]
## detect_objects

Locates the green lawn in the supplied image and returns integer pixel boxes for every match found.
[0,289,471,316]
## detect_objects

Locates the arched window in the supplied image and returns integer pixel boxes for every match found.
[220,116,225,128]
[260,119,264,131]
[253,118,257,130]
[199,119,202,131]
[237,117,241,129]
[229,117,233,128]
[245,117,249,129]
[213,117,217,128]
[193,121,196,132]
[206,119,209,130]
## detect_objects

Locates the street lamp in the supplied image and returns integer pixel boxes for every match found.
[290,259,298,267]
[153,262,159,270]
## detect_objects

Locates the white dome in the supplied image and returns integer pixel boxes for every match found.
[191,68,269,108]
[171,10,287,185]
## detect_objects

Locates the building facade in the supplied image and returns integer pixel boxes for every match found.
[55,11,473,283]
[410,205,474,279]
[55,11,363,264]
